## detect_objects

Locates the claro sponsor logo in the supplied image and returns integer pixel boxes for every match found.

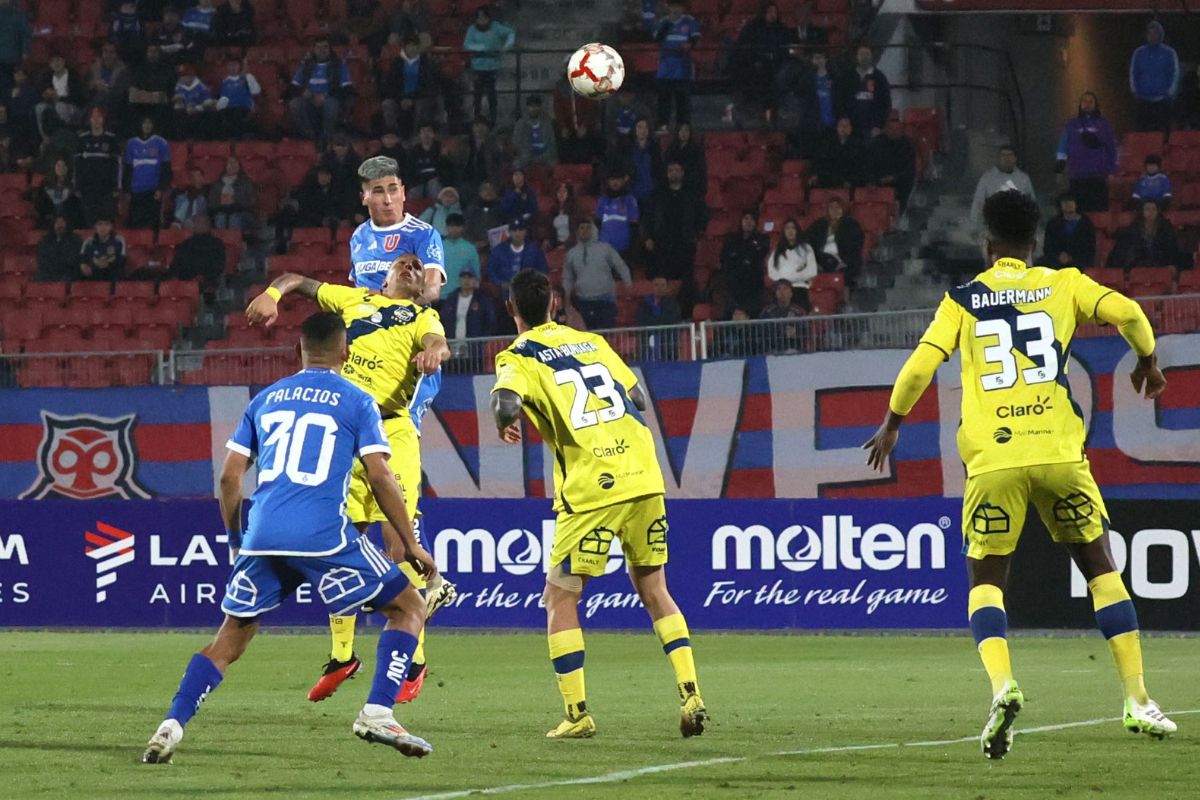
[433,522,624,576]
[1071,528,1200,600]
[711,515,951,572]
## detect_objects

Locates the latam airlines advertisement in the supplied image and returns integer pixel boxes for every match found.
[1,336,1199,502]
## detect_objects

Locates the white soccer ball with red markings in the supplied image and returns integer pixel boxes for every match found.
[567,43,625,99]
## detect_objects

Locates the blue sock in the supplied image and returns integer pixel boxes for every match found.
[166,653,224,727]
[367,629,419,708]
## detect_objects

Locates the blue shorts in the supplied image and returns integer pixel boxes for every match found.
[221,536,410,618]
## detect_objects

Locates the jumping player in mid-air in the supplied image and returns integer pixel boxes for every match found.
[863,190,1176,760]
[142,312,437,763]
[309,154,453,705]
[246,251,452,704]
[490,269,707,739]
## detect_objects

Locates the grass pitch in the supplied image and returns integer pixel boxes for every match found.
[1,631,1196,799]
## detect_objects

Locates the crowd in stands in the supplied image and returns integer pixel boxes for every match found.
[969,19,1199,298]
[0,0,929,382]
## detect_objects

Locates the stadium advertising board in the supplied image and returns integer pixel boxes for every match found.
[1008,500,1200,630]
[0,498,968,629]
[1,335,1198,502]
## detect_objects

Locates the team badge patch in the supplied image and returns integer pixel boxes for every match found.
[20,412,152,500]
[971,503,1010,535]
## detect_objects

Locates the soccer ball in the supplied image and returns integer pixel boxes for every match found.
[567,43,625,99]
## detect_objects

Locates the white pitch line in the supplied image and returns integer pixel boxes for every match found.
[396,709,1200,800]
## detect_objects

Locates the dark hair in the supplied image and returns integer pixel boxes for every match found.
[772,218,807,268]
[1057,192,1077,206]
[510,269,552,325]
[1145,154,1162,166]
[983,189,1040,250]
[998,144,1017,156]
[300,312,346,352]
[526,95,542,107]
[445,212,466,226]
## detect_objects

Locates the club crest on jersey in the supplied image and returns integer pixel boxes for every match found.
[383,234,401,252]
[393,306,415,324]
[21,412,152,500]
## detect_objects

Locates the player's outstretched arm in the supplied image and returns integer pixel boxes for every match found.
[245,273,324,327]
[491,388,523,444]
[1094,292,1166,399]
[862,343,944,472]
[362,452,437,578]
[218,451,250,556]
[413,332,451,375]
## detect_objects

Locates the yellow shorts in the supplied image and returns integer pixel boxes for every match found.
[346,415,426,589]
[962,459,1109,560]
[552,495,669,578]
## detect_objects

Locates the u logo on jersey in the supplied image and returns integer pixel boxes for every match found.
[383,234,401,252]
[20,412,152,500]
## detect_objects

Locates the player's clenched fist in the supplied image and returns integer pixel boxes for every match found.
[412,349,441,375]
[246,291,280,327]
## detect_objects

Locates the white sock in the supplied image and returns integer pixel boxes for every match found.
[362,703,393,718]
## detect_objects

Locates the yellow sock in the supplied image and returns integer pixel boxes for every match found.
[329,614,356,662]
[967,585,1013,696]
[548,628,586,718]
[1089,571,1149,704]
[413,627,426,668]
[653,613,699,696]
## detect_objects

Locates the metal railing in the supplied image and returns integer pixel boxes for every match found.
[3,297,1197,388]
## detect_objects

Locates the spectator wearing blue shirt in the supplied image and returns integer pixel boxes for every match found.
[653,0,701,131]
[1130,20,1179,136]
[288,38,353,142]
[487,219,548,289]
[1132,154,1173,208]
[463,7,515,125]
[182,0,218,40]
[596,171,639,255]
[624,118,663,204]
[216,57,261,138]
[500,168,538,228]
[173,64,215,138]
[381,38,436,139]
[124,117,172,228]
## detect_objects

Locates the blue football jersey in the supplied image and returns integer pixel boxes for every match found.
[227,368,391,556]
[349,214,446,291]
[408,370,442,433]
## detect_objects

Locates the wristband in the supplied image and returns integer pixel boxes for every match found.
[226,529,243,550]
[265,287,282,302]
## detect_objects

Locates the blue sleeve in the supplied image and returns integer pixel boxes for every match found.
[1132,177,1146,200]
[1170,47,1180,98]
[463,27,481,51]
[629,196,640,222]
[228,406,257,458]
[356,395,390,457]
[160,138,171,162]
[1055,129,1069,162]
[689,16,701,39]
[1129,48,1141,95]
[1164,175,1173,197]
[291,64,304,86]
[339,62,352,87]
[423,227,445,272]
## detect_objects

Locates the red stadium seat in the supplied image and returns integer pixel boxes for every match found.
[2,309,43,342]
[3,253,36,275]
[808,287,843,315]
[24,281,68,305]
[130,325,176,352]
[1084,267,1127,292]
[1179,270,1200,294]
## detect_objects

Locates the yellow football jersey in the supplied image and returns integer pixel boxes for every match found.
[316,283,445,415]
[920,257,1114,477]
[492,321,665,513]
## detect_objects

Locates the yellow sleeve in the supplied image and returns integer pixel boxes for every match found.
[315,283,359,313]
[1094,292,1156,357]
[598,338,639,391]
[416,307,447,341]
[1070,270,1115,324]
[917,294,963,361]
[888,343,945,416]
[492,349,530,398]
